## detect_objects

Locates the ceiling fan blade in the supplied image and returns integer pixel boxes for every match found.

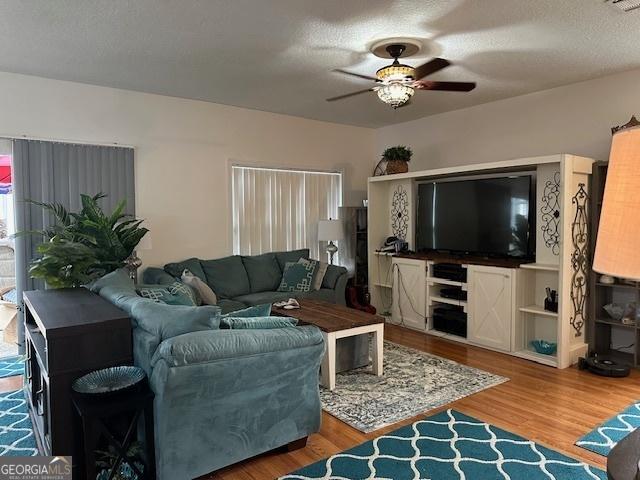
[413,58,451,80]
[326,88,374,102]
[333,69,379,82]
[416,81,476,92]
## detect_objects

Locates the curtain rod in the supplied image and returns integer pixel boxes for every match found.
[0,133,135,149]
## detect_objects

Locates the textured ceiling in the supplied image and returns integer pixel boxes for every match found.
[1,0,640,128]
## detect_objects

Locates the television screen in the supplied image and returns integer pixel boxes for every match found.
[416,175,535,258]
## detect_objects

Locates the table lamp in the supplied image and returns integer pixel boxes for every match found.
[318,219,344,265]
[593,116,640,281]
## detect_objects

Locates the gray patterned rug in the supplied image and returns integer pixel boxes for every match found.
[320,341,508,433]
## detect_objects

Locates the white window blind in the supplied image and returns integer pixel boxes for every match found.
[232,166,342,258]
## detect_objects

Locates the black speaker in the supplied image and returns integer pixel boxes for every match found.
[433,305,467,337]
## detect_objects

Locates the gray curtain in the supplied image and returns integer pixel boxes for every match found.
[13,139,135,351]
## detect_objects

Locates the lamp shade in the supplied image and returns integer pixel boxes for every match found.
[317,219,344,241]
[593,126,640,281]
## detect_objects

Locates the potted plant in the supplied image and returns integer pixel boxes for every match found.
[18,193,148,288]
[382,146,412,174]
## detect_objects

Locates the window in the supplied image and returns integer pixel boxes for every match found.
[232,165,342,259]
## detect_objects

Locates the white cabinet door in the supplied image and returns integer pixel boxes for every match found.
[467,265,514,352]
[392,258,426,331]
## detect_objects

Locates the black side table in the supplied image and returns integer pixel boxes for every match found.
[72,382,156,480]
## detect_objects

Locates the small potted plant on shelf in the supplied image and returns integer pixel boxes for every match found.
[382,146,412,174]
[17,193,149,288]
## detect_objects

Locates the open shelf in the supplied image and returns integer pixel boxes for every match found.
[595,317,637,329]
[427,277,467,289]
[512,349,558,367]
[430,296,467,312]
[518,305,558,318]
[374,251,395,257]
[520,262,559,272]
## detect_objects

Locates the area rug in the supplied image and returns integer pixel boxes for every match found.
[0,356,24,379]
[0,389,37,456]
[576,401,640,456]
[281,409,605,480]
[320,341,508,432]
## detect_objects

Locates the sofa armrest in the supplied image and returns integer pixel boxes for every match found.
[142,267,175,285]
[333,272,348,305]
[151,326,324,368]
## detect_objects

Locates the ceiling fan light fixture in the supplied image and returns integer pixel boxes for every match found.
[376,64,414,82]
[376,83,414,108]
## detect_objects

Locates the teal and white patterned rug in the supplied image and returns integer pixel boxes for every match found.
[0,389,37,456]
[281,409,605,480]
[576,401,640,456]
[0,356,24,379]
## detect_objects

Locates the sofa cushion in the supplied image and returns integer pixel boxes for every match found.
[142,267,176,285]
[217,299,248,315]
[221,303,271,317]
[201,255,250,299]
[151,326,324,367]
[164,257,207,282]
[233,291,292,306]
[300,288,336,304]
[130,302,222,342]
[241,253,281,292]
[274,248,309,271]
[221,316,298,329]
[299,258,328,291]
[322,264,346,289]
[277,261,315,293]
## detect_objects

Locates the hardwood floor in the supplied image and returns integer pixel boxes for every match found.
[2,326,633,479]
[206,323,640,479]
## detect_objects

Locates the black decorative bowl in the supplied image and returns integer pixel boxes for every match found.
[72,366,146,396]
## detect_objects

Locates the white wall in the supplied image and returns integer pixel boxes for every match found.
[0,71,375,266]
[376,67,640,169]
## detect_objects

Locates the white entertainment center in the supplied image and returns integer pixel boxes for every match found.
[368,154,594,369]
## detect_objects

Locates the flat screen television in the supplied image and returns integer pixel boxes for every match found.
[416,175,535,259]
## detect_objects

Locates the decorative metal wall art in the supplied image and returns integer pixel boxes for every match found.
[570,183,589,337]
[540,171,561,256]
[391,185,409,240]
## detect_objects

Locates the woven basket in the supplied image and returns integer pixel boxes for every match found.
[386,159,409,174]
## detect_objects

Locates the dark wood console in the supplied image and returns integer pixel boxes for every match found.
[23,288,132,461]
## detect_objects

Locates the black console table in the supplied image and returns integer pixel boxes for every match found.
[23,288,132,469]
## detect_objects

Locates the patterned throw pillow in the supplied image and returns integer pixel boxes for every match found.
[221,316,298,329]
[277,261,316,293]
[136,282,198,306]
[297,258,327,291]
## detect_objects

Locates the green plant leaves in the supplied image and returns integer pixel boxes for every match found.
[382,145,413,162]
[20,193,149,288]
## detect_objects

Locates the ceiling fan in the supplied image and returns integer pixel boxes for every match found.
[327,43,476,109]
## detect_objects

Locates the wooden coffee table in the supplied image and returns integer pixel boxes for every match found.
[275,300,385,390]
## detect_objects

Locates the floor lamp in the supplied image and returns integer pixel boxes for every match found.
[593,116,640,282]
[318,219,344,265]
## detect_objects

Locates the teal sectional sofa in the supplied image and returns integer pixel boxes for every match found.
[142,249,349,313]
[91,270,325,480]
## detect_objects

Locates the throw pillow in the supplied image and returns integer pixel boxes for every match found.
[130,302,222,342]
[221,316,298,329]
[298,258,327,291]
[277,261,315,293]
[182,269,217,305]
[136,283,197,306]
[88,268,134,294]
[221,303,272,318]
